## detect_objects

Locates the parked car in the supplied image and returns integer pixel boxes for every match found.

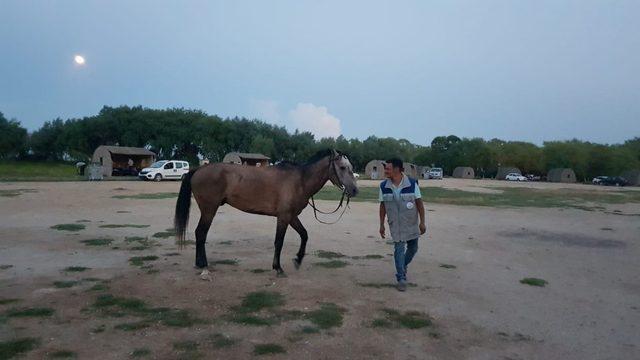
[138,160,190,181]
[505,173,527,181]
[592,176,609,185]
[428,168,443,179]
[525,174,541,181]
[353,173,360,179]
[600,176,628,187]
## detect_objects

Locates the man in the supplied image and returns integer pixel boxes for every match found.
[378,158,426,291]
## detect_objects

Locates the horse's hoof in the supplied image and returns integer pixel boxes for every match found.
[276,271,287,278]
[292,258,301,270]
[199,269,213,281]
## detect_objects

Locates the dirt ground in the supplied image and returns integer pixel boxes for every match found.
[1,179,639,359]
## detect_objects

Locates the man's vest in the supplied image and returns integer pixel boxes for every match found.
[380,176,421,242]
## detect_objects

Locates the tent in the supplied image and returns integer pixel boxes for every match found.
[453,167,475,179]
[91,146,156,177]
[547,168,576,183]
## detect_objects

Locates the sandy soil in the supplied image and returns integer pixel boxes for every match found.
[0,180,638,359]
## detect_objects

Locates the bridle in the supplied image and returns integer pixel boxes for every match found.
[308,151,351,225]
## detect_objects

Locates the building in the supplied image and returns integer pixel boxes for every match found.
[91,145,156,177]
[222,152,270,167]
[453,167,475,179]
[547,168,576,183]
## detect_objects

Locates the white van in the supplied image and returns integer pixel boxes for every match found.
[138,160,190,181]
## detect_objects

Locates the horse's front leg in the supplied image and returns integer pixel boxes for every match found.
[272,217,289,277]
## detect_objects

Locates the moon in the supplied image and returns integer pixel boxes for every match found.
[74,55,85,65]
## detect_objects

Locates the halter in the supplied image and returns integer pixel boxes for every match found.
[308,150,351,225]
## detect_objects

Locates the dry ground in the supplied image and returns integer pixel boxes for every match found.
[0,179,639,359]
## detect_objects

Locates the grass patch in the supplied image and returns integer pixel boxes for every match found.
[381,308,432,329]
[0,161,79,181]
[48,350,77,358]
[0,299,21,305]
[0,188,38,197]
[218,240,233,245]
[301,326,320,334]
[211,333,238,348]
[129,256,159,266]
[357,282,417,289]
[313,185,640,210]
[371,318,393,328]
[0,265,13,270]
[353,254,384,259]
[51,224,85,232]
[88,283,109,292]
[520,278,548,287]
[125,236,146,242]
[53,280,79,288]
[113,192,177,200]
[131,348,151,358]
[81,238,113,246]
[5,307,54,318]
[249,269,268,273]
[228,314,276,326]
[76,219,91,223]
[91,324,106,333]
[314,260,349,268]
[63,266,89,272]
[173,341,199,351]
[115,321,151,331]
[439,264,457,269]
[254,344,286,355]
[315,250,346,259]
[213,259,239,266]
[0,337,40,359]
[152,229,176,238]
[236,291,285,313]
[307,303,345,329]
[99,224,150,228]
[91,294,203,328]
[163,252,180,256]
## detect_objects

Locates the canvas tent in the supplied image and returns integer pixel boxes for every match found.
[365,160,386,180]
[497,167,521,180]
[547,168,576,183]
[404,163,419,179]
[453,167,475,179]
[621,170,640,186]
[92,145,156,177]
[223,152,270,166]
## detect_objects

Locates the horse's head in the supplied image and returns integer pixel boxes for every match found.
[329,151,359,198]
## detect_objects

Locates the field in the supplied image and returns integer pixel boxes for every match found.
[1,179,639,359]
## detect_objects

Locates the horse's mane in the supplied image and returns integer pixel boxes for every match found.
[274,148,346,170]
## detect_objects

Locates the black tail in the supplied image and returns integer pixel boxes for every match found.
[174,170,195,248]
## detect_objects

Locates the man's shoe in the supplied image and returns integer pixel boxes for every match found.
[397,280,407,292]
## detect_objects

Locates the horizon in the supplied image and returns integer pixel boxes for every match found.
[1,1,639,145]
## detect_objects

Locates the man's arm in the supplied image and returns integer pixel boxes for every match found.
[379,202,386,238]
[416,198,426,234]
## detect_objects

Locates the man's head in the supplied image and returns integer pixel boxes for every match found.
[384,158,404,178]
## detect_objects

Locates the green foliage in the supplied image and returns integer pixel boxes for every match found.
[253,344,286,355]
[307,303,345,329]
[0,338,40,359]
[0,112,28,159]
[5,307,54,318]
[3,105,638,179]
[520,278,548,287]
[51,224,85,232]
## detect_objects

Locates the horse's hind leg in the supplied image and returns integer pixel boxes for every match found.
[195,206,218,268]
[272,217,289,277]
[289,216,308,270]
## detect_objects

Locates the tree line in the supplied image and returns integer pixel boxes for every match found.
[1,106,638,181]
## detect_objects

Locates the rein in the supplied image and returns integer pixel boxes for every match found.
[307,152,351,225]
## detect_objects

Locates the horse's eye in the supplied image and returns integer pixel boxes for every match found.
[340,166,346,170]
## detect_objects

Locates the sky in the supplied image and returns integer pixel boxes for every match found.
[1,0,638,146]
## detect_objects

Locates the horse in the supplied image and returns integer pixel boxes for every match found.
[174,149,359,276]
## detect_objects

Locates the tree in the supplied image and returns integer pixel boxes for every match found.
[0,112,28,159]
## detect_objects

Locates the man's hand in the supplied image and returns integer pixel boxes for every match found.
[379,224,386,238]
[419,222,426,235]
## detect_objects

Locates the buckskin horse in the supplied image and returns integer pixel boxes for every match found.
[174,149,359,276]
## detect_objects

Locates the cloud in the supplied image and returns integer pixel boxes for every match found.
[288,103,341,139]
[249,99,281,124]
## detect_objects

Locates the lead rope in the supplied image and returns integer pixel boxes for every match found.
[309,192,350,225]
